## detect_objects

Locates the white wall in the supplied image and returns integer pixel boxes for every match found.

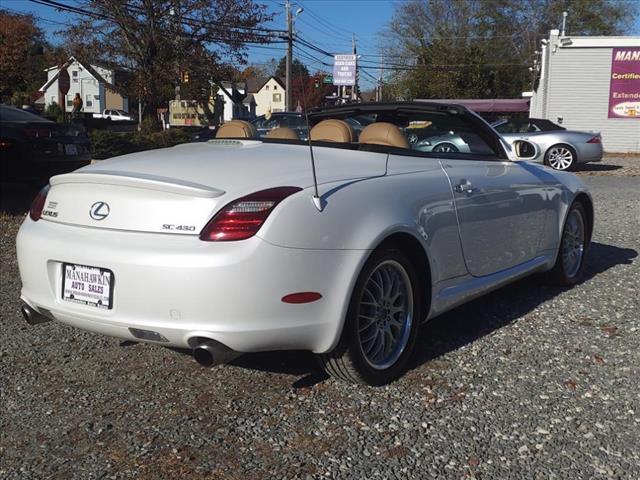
[216,85,250,122]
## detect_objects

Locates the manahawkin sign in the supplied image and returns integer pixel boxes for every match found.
[608,48,640,119]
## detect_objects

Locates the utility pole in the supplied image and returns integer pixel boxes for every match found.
[285,0,293,111]
[377,53,383,102]
[352,33,357,101]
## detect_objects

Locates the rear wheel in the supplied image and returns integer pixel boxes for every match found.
[433,142,459,153]
[317,248,421,385]
[545,144,576,171]
[549,202,589,285]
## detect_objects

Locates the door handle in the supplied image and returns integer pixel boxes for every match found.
[454,180,474,194]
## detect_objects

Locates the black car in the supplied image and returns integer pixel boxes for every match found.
[0,105,92,183]
[251,112,308,140]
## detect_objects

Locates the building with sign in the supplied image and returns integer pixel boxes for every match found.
[529,30,639,153]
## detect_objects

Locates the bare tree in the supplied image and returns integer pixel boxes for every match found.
[62,0,272,123]
[382,0,638,100]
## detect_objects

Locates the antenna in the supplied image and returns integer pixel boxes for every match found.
[299,70,323,211]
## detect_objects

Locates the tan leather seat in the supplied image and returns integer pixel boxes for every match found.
[359,122,410,149]
[215,120,257,139]
[265,127,299,140]
[309,119,356,143]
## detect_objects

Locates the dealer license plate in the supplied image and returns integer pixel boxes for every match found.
[62,263,114,309]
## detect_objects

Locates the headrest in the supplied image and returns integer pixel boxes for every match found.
[216,120,257,139]
[265,127,299,140]
[359,122,410,149]
[310,119,356,143]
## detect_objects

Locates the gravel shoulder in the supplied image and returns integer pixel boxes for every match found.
[1,158,638,479]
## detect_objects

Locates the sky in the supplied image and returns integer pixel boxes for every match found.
[3,0,640,91]
[1,0,396,89]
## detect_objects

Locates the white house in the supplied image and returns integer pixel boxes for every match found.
[39,56,128,114]
[215,81,254,122]
[247,76,286,116]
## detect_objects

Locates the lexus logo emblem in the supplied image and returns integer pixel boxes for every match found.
[89,201,110,221]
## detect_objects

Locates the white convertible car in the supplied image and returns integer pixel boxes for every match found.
[17,102,593,385]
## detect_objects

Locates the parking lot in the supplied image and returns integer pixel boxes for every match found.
[1,156,638,479]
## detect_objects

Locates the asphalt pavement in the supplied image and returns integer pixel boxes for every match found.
[1,158,638,479]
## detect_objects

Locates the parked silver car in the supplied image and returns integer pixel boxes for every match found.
[492,118,603,171]
[405,121,494,155]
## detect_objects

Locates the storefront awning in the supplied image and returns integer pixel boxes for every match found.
[417,98,530,113]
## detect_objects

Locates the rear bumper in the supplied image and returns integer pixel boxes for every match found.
[577,143,604,163]
[17,218,366,353]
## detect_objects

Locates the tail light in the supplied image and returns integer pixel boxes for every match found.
[200,186,302,241]
[29,185,50,221]
[24,127,52,139]
[586,135,601,144]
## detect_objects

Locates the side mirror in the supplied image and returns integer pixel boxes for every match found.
[512,140,538,160]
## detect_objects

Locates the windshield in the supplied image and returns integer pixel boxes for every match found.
[311,109,498,156]
[0,105,52,123]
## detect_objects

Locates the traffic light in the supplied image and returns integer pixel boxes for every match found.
[181,71,190,83]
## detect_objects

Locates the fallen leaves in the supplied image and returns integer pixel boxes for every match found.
[600,324,619,337]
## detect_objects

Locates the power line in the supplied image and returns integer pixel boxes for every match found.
[28,0,288,42]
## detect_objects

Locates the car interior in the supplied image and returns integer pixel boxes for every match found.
[214,107,503,159]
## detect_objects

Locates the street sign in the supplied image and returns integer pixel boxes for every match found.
[323,75,333,84]
[333,55,356,86]
[58,68,70,95]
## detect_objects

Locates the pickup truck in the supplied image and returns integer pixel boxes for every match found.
[92,109,134,121]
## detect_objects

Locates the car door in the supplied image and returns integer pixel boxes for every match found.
[441,158,552,277]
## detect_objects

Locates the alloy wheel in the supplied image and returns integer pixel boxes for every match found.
[357,260,414,370]
[433,143,458,153]
[548,146,574,170]
[561,208,585,278]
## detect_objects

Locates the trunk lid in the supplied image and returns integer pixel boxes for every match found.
[42,140,387,234]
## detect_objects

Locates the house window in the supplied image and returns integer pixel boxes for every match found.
[265,85,269,90]
[274,85,278,90]
[72,70,78,82]
[85,94,92,107]
[66,95,74,107]
[273,93,282,102]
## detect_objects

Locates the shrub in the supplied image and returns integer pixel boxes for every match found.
[44,102,65,123]
[90,128,193,160]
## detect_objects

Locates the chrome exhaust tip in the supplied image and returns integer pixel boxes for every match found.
[193,339,239,368]
[21,304,51,325]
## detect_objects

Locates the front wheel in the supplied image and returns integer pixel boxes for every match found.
[548,202,589,285]
[317,248,421,385]
[545,144,576,171]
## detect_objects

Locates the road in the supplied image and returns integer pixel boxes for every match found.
[1,161,638,479]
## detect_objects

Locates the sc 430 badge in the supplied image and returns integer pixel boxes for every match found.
[162,224,196,232]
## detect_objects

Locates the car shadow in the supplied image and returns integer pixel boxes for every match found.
[574,163,622,173]
[221,242,636,388]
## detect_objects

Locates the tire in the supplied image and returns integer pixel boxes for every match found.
[548,201,590,285]
[545,144,577,171]
[433,142,459,153]
[317,248,421,386]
